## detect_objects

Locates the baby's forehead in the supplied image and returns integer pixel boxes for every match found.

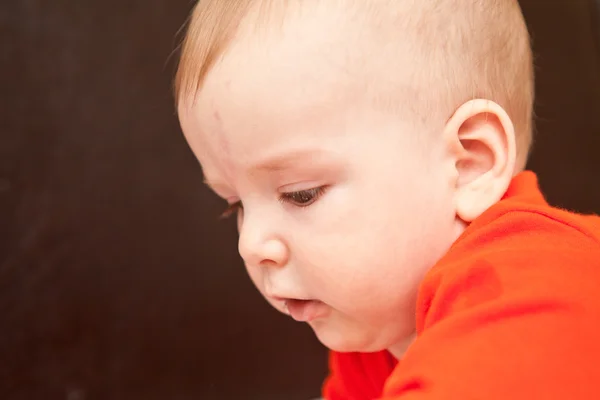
[176,1,424,105]
[185,3,426,124]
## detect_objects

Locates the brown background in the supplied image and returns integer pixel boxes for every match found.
[1,1,599,399]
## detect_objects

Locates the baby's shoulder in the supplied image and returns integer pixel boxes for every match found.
[463,201,600,264]
[421,203,600,320]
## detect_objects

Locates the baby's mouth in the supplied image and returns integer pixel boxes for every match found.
[283,299,328,322]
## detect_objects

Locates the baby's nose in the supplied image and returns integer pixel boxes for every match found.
[237,215,289,268]
[239,236,289,268]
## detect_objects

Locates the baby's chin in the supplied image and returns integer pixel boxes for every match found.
[308,315,401,354]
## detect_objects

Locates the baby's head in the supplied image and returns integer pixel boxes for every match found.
[176,0,534,356]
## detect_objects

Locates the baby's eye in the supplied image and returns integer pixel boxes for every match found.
[220,201,242,219]
[279,187,326,207]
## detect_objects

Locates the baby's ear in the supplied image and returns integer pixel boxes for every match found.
[443,99,517,222]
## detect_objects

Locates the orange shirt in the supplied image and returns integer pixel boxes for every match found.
[323,171,600,399]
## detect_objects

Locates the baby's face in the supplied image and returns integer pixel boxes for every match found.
[179,12,461,355]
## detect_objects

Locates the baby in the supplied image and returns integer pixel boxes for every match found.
[175,1,600,399]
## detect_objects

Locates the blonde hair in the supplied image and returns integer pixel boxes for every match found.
[174,0,535,168]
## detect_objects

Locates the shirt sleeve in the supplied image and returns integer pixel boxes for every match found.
[380,241,600,400]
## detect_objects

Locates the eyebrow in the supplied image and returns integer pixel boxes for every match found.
[249,148,330,172]
[202,148,335,190]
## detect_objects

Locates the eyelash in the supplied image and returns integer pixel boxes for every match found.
[219,186,327,219]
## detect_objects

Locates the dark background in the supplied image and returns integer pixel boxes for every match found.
[1,1,599,399]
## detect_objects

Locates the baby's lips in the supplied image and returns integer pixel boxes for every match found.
[286,299,328,322]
